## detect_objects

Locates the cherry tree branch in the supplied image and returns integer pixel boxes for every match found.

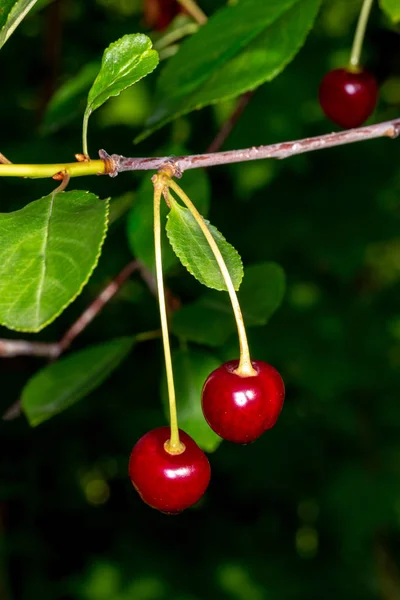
[1,118,399,180]
[105,117,400,175]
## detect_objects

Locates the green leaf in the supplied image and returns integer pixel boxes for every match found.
[0,190,109,332]
[0,0,38,49]
[166,198,243,291]
[127,166,210,274]
[172,262,285,346]
[22,337,135,426]
[379,0,400,22]
[83,34,159,147]
[161,347,222,452]
[137,0,320,141]
[42,62,100,134]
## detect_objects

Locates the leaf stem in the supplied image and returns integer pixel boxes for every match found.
[82,112,90,157]
[167,178,255,377]
[349,0,374,70]
[152,176,185,454]
[177,0,207,25]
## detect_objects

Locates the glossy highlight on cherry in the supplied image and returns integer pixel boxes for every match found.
[319,68,378,129]
[129,426,211,513]
[201,360,285,444]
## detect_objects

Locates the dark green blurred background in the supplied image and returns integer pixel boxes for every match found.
[1,0,400,598]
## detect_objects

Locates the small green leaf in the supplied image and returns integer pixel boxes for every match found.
[127,166,210,274]
[0,190,109,332]
[83,34,159,150]
[42,62,100,134]
[161,347,222,452]
[137,0,320,141]
[166,198,243,291]
[22,337,135,426]
[380,0,400,22]
[0,0,38,49]
[172,262,285,346]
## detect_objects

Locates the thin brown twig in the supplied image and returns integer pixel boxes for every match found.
[0,259,171,366]
[0,340,59,359]
[0,152,12,164]
[375,539,400,600]
[37,0,64,121]
[0,260,139,361]
[1,260,141,420]
[105,117,400,175]
[207,91,255,153]
[177,0,207,25]
[137,260,181,314]
[57,260,140,355]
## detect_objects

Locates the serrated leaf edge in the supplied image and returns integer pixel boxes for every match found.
[166,208,243,292]
[136,0,320,143]
[0,0,38,49]
[0,194,110,333]
[86,34,159,118]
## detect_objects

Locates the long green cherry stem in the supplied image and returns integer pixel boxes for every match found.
[152,175,185,455]
[167,178,256,378]
[349,0,374,70]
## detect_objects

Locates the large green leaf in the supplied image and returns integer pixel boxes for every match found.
[161,347,222,452]
[83,34,159,148]
[22,337,135,426]
[0,190,109,332]
[166,198,243,291]
[380,0,400,22]
[137,0,320,141]
[0,0,38,49]
[127,166,210,274]
[172,262,285,346]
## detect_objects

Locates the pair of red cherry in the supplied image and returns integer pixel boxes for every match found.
[129,360,285,513]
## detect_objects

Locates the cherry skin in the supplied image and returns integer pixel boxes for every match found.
[129,427,211,513]
[201,360,285,444]
[144,0,182,31]
[319,68,378,129]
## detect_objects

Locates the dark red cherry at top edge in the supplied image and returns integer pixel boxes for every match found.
[144,0,182,31]
[129,427,211,514]
[319,68,378,129]
[201,360,285,445]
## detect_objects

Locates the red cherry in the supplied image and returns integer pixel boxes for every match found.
[201,360,285,444]
[129,427,211,513]
[319,68,378,129]
[144,0,182,31]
